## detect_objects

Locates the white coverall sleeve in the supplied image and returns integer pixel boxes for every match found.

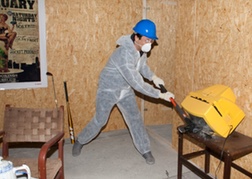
[138,54,155,81]
[111,48,160,98]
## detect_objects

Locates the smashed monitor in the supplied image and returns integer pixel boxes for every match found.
[181,84,245,138]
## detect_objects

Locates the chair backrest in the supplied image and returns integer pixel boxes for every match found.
[3,105,64,143]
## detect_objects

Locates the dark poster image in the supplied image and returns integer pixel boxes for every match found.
[0,0,47,90]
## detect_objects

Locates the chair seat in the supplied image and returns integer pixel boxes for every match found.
[7,157,62,179]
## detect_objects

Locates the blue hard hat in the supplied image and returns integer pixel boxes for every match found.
[133,19,158,40]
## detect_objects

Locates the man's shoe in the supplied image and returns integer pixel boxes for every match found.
[72,140,83,157]
[142,151,155,165]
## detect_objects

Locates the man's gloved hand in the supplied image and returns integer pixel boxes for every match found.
[159,91,175,102]
[152,75,164,88]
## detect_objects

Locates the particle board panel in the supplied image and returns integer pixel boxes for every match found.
[45,0,144,134]
[173,0,252,178]
[141,0,178,125]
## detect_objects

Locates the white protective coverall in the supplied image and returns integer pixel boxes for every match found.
[77,35,161,155]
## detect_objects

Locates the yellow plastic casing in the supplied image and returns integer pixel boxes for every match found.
[181,84,245,138]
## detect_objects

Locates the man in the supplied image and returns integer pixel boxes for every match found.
[73,19,175,165]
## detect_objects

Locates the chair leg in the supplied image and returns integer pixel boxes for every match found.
[59,140,64,179]
[61,167,64,179]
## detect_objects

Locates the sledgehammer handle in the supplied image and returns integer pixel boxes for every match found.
[159,85,176,106]
[159,85,195,133]
[159,84,187,120]
[160,84,167,93]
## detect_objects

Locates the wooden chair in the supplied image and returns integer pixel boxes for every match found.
[0,105,65,179]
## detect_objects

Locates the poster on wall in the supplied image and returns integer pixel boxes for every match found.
[0,0,47,90]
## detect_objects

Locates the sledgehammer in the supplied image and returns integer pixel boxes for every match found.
[159,85,195,133]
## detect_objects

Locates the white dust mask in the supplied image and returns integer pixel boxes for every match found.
[141,43,152,52]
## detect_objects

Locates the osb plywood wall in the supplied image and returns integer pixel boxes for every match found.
[0,0,176,139]
[173,0,252,178]
[139,0,177,125]
[44,0,144,134]
[1,0,251,177]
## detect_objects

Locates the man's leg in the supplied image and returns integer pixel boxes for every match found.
[72,90,117,156]
[117,93,154,164]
